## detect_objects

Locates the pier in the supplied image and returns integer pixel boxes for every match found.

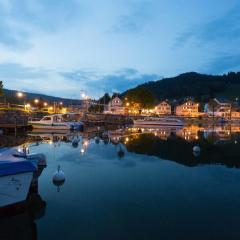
[0,110,30,132]
[82,113,133,125]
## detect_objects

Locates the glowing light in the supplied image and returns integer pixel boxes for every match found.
[44,102,48,106]
[80,148,85,154]
[126,102,130,107]
[34,99,39,104]
[83,140,89,146]
[59,102,63,105]
[17,92,23,98]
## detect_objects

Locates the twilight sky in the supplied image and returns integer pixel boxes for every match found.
[0,0,240,98]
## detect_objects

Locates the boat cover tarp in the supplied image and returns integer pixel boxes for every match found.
[0,160,36,177]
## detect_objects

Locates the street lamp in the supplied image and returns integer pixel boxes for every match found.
[17,92,23,98]
[44,102,48,107]
[34,99,39,104]
[24,103,31,111]
[16,92,26,107]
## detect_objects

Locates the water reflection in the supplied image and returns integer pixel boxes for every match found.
[14,125,238,168]
[1,125,240,239]
[122,125,240,168]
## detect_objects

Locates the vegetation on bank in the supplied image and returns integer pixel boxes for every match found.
[1,88,81,105]
[123,72,240,102]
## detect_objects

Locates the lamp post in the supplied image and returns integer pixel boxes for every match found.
[16,92,26,109]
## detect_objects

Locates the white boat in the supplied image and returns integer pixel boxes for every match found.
[134,117,184,127]
[0,149,36,208]
[29,114,83,130]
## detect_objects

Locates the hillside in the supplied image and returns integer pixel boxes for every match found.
[124,72,240,101]
[1,89,82,106]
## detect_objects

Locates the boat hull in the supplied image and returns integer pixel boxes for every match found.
[29,122,72,130]
[0,172,33,207]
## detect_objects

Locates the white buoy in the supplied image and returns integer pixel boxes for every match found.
[193,146,201,153]
[53,165,65,188]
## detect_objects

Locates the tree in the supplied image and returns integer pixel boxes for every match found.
[208,99,219,119]
[124,87,156,109]
[0,81,3,96]
[89,93,111,113]
[112,92,120,99]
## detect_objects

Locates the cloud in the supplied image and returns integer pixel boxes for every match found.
[0,63,159,98]
[204,54,240,74]
[174,4,240,49]
[0,0,81,50]
[61,68,160,96]
[109,1,153,34]
[0,63,46,79]
[0,63,80,97]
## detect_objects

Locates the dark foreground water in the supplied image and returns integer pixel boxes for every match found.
[1,125,240,240]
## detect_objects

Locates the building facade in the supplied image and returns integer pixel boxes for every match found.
[154,101,171,115]
[205,98,232,118]
[175,100,199,117]
[104,97,125,115]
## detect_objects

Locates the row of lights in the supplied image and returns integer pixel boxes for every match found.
[17,92,63,110]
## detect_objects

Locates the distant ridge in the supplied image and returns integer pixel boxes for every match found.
[123,72,240,101]
[2,88,82,105]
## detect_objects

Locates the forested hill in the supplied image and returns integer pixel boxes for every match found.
[124,72,240,101]
[2,88,82,105]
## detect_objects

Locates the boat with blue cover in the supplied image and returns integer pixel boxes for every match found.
[0,149,37,207]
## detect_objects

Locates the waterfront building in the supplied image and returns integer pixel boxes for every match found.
[154,100,172,115]
[205,98,232,118]
[104,97,125,115]
[175,99,199,117]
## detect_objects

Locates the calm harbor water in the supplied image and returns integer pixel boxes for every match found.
[1,124,240,240]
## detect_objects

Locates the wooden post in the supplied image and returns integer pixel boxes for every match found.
[14,116,17,136]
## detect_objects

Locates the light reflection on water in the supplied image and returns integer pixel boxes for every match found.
[1,124,240,240]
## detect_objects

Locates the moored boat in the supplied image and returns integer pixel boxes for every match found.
[0,156,36,208]
[29,114,83,130]
[134,117,184,127]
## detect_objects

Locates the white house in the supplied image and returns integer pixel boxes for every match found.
[104,97,125,115]
[175,100,199,117]
[205,98,231,118]
[154,101,171,115]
